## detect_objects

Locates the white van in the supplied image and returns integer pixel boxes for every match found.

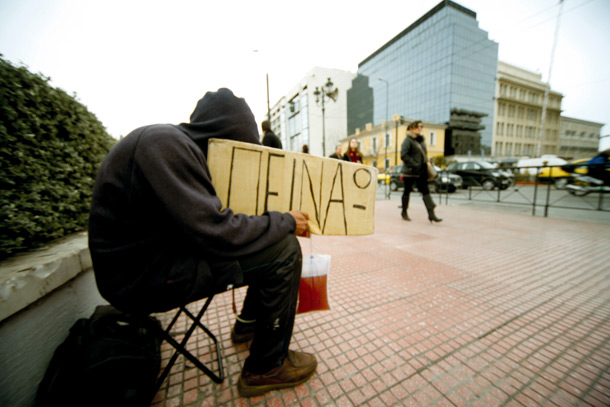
[516,155,567,175]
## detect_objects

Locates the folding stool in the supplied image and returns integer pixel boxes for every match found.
[142,293,226,399]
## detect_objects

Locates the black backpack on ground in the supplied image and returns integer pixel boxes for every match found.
[35,305,162,407]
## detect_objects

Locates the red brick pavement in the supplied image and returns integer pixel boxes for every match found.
[151,200,610,407]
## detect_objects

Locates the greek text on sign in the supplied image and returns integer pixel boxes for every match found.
[207,139,377,236]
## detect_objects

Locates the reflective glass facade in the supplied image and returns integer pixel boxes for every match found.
[355,0,498,147]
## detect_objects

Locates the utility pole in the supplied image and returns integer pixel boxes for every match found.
[378,77,390,199]
[536,0,564,157]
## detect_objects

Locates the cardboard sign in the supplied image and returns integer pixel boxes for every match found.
[207,139,377,236]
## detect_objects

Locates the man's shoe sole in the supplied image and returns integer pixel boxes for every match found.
[237,367,316,397]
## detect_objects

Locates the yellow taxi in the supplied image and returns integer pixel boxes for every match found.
[378,170,391,184]
[538,158,588,189]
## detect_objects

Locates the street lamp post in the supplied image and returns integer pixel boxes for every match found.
[313,77,338,157]
[378,77,390,199]
[266,73,270,121]
[394,116,406,165]
[378,78,389,169]
[252,50,271,121]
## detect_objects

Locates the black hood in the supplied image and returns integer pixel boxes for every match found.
[178,88,260,158]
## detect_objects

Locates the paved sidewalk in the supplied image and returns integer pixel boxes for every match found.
[151,199,610,407]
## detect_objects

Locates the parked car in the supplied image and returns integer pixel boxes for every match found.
[432,169,463,193]
[386,165,462,193]
[447,161,513,190]
[388,165,404,191]
[537,158,589,189]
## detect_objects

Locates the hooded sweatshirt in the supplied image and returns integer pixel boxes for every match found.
[88,88,296,313]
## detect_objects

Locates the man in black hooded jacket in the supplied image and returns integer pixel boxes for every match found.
[88,88,316,397]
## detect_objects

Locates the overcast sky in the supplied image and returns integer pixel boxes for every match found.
[1,0,609,150]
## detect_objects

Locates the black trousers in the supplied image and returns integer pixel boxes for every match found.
[235,235,302,374]
[402,171,430,210]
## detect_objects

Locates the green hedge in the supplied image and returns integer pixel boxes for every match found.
[0,56,115,260]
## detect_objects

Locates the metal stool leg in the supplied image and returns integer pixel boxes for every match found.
[151,295,224,398]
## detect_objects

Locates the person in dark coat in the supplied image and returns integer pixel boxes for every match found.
[329,144,347,160]
[88,88,316,397]
[400,120,442,223]
[261,120,282,149]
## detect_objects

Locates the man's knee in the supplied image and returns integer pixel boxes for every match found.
[239,234,302,283]
[272,235,302,282]
[278,235,301,261]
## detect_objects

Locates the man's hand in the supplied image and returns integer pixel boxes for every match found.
[288,210,309,236]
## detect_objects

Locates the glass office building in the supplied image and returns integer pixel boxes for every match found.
[352,0,498,148]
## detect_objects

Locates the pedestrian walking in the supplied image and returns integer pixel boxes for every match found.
[400,120,442,223]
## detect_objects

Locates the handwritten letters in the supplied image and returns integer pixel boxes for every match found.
[207,139,377,235]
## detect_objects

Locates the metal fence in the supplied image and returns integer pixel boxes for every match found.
[433,164,609,217]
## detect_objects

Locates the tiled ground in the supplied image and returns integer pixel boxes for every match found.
[150,199,610,407]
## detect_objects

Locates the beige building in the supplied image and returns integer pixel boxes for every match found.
[344,116,446,172]
[493,61,563,159]
[559,116,603,159]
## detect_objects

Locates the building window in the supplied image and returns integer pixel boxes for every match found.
[290,134,299,151]
[429,131,436,146]
[528,109,536,121]
[300,94,309,134]
[384,132,391,148]
[385,157,391,170]
[497,142,503,155]
[372,135,378,153]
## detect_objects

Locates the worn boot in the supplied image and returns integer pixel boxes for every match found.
[423,194,442,223]
[401,195,411,221]
[237,350,318,397]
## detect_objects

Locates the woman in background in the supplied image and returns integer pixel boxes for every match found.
[343,138,363,163]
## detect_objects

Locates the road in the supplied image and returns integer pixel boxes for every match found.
[376,182,610,225]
